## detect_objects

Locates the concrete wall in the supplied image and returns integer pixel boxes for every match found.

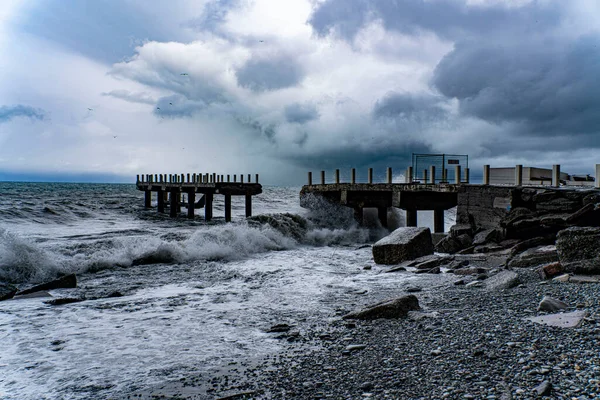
[490,167,570,185]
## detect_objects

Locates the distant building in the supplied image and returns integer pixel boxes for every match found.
[490,166,594,186]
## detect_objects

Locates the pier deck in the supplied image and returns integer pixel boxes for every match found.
[136,173,262,221]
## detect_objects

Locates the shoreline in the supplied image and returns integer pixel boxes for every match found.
[134,249,600,400]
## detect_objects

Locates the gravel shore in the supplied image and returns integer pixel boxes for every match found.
[138,262,600,400]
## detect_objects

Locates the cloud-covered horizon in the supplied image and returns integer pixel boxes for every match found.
[1,0,599,183]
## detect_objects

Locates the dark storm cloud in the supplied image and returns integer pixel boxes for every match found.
[284,140,433,172]
[236,56,304,91]
[309,0,561,41]
[0,105,46,124]
[432,35,600,135]
[102,90,156,105]
[284,103,319,124]
[373,92,448,122]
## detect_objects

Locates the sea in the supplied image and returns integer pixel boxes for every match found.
[0,182,455,399]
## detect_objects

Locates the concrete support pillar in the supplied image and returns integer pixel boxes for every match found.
[368,168,373,184]
[320,170,325,185]
[406,166,413,183]
[351,168,356,184]
[353,207,363,225]
[423,169,428,184]
[177,193,182,213]
[144,191,151,208]
[465,168,470,184]
[157,190,165,213]
[170,191,178,217]
[205,192,213,221]
[430,166,436,184]
[245,194,252,217]
[596,164,600,188]
[378,207,388,228]
[335,169,340,184]
[434,209,444,233]
[308,172,312,185]
[224,194,232,222]
[455,165,461,184]
[187,191,195,219]
[515,165,523,186]
[552,164,560,187]
[406,209,417,227]
[483,165,490,185]
[387,167,392,184]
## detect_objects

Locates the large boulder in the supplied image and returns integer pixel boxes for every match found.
[372,227,433,265]
[472,229,503,246]
[556,227,600,274]
[507,245,558,269]
[16,274,77,296]
[343,295,420,320]
[485,270,520,291]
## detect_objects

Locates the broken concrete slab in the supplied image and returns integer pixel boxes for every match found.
[372,227,433,265]
[526,311,588,328]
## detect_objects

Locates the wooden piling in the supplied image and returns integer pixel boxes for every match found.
[205,192,213,221]
[335,169,340,184]
[157,190,165,213]
[552,164,560,187]
[406,166,413,183]
[387,167,392,184]
[378,207,388,228]
[187,191,195,219]
[430,166,436,184]
[454,165,461,184]
[245,194,252,217]
[483,165,490,185]
[406,209,417,227]
[224,194,232,222]
[351,168,356,184]
[321,171,325,185]
[368,168,373,184]
[144,190,151,208]
[241,174,244,183]
[255,174,259,183]
[423,169,428,184]
[308,172,312,185]
[434,209,444,233]
[465,168,470,184]
[170,190,178,217]
[227,174,230,183]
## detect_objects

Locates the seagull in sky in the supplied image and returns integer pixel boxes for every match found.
[156,107,160,110]
[169,102,173,105]
[180,73,188,76]
[87,108,93,111]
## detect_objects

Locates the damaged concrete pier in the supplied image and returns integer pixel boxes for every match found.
[136,173,262,221]
[300,167,467,232]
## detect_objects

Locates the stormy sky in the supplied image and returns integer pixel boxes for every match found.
[0,0,598,184]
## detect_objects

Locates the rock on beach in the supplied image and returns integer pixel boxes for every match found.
[372,227,433,265]
[343,295,420,320]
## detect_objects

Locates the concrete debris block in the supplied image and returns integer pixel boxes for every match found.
[485,270,520,291]
[434,236,462,254]
[373,227,433,265]
[507,245,558,269]
[569,275,600,283]
[450,224,473,238]
[526,311,588,328]
[342,295,420,320]
[456,234,473,248]
[538,296,569,312]
[552,274,570,282]
[473,229,502,246]
[556,227,600,274]
[537,262,564,280]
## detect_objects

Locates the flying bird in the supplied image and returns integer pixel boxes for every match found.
[169,102,173,105]
[180,73,188,76]
[156,107,160,110]
[87,108,94,111]
[113,136,117,138]
[259,40,264,43]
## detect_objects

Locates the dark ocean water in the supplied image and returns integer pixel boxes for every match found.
[0,182,454,399]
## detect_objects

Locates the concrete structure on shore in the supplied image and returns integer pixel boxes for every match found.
[136,173,261,221]
[301,163,600,232]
